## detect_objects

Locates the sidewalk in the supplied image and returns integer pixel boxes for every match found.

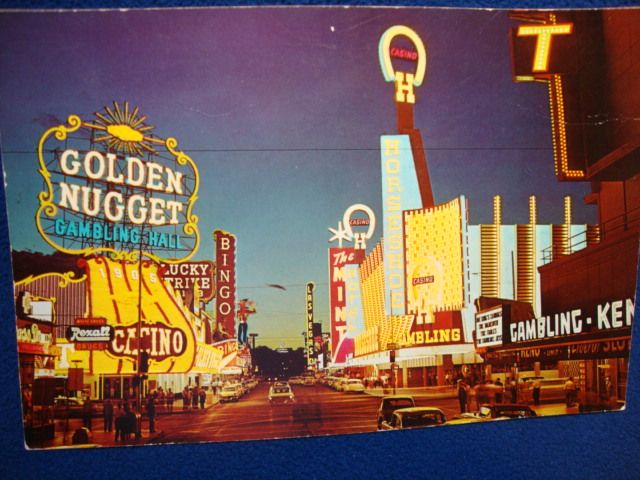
[35,397,220,449]
[363,386,457,399]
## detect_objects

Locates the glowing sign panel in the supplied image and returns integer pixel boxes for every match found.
[381,135,423,316]
[36,103,200,264]
[517,23,573,73]
[404,196,468,325]
[159,261,215,302]
[81,256,196,374]
[214,230,237,336]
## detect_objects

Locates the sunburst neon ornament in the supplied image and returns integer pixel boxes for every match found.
[84,101,158,156]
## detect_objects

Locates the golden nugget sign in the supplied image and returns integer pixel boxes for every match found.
[36,102,200,263]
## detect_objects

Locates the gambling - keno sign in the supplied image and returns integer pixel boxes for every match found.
[36,101,200,263]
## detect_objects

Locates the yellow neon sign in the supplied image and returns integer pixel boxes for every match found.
[517,23,573,72]
[35,103,201,263]
[83,256,196,374]
[378,25,427,104]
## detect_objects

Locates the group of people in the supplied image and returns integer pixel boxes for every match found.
[181,385,208,411]
[456,377,518,413]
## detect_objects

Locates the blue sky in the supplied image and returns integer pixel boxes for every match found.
[0,7,596,348]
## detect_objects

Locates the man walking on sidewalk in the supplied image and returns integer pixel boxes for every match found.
[103,398,114,432]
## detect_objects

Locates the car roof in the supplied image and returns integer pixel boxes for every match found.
[486,403,533,409]
[393,407,445,414]
[381,395,414,400]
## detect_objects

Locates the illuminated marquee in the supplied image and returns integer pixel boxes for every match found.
[511,18,584,181]
[158,261,216,302]
[378,25,427,104]
[328,203,376,250]
[328,248,365,364]
[404,196,468,324]
[80,256,197,374]
[214,230,236,337]
[509,298,634,344]
[381,135,423,316]
[36,102,200,263]
[306,282,315,367]
[517,23,573,72]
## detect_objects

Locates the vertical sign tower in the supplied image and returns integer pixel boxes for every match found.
[306,282,315,369]
[378,26,434,317]
[214,230,237,338]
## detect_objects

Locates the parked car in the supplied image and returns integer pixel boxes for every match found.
[302,377,316,386]
[468,404,538,420]
[377,396,416,429]
[268,384,295,404]
[53,396,85,418]
[343,379,365,393]
[380,407,446,430]
[219,385,241,402]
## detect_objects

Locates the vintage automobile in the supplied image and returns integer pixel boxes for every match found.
[465,404,538,420]
[377,395,416,429]
[219,384,242,402]
[268,384,295,404]
[379,407,447,430]
[343,379,365,393]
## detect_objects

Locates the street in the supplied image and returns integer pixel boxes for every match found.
[150,383,464,444]
[36,381,579,449]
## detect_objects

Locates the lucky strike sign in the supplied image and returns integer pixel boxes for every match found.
[79,256,196,374]
[158,261,215,302]
[36,103,200,263]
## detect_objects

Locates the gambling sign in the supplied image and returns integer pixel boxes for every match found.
[36,101,200,263]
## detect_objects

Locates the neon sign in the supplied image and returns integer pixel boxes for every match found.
[517,23,573,72]
[511,19,584,181]
[81,256,197,374]
[378,25,427,104]
[214,230,237,336]
[306,282,315,367]
[328,204,376,249]
[36,101,200,263]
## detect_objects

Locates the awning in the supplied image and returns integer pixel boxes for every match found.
[452,351,484,365]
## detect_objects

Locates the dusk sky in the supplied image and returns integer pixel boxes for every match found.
[0,7,596,348]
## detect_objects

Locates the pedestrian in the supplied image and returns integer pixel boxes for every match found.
[123,403,137,440]
[510,378,518,403]
[199,387,206,410]
[182,386,190,411]
[114,402,125,441]
[166,388,174,414]
[495,378,504,404]
[565,377,576,406]
[457,379,469,413]
[103,398,114,432]
[532,378,541,406]
[157,386,165,412]
[82,396,93,431]
[191,386,199,409]
[146,394,156,433]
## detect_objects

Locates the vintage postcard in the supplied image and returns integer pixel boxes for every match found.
[0,6,637,449]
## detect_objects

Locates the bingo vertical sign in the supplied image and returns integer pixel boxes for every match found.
[214,230,236,337]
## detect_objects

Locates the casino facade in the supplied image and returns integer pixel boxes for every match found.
[327,14,637,405]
